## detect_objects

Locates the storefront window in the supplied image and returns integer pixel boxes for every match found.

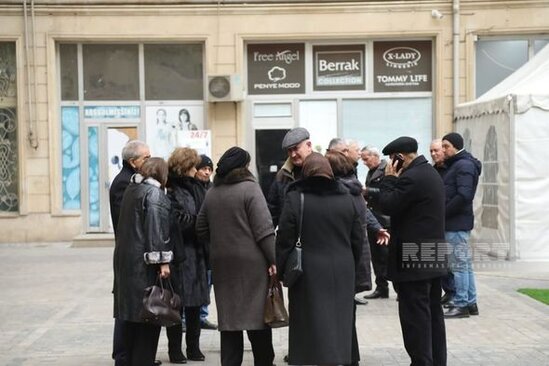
[83,44,139,100]
[534,40,549,54]
[59,44,78,101]
[61,107,81,210]
[144,44,203,100]
[0,42,18,213]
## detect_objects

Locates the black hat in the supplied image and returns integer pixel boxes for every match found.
[442,132,464,150]
[281,127,310,150]
[196,154,213,170]
[216,147,251,177]
[382,136,418,155]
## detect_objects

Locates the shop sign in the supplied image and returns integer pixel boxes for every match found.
[374,41,432,92]
[313,45,365,91]
[247,43,305,95]
[84,105,140,119]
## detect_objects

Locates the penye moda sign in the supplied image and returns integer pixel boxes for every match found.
[247,43,305,95]
[374,40,432,92]
[313,45,365,91]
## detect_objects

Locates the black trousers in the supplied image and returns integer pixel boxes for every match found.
[113,318,127,366]
[350,303,360,365]
[123,321,162,366]
[220,329,274,366]
[397,277,447,366]
[441,272,455,296]
[368,230,389,291]
[167,306,202,355]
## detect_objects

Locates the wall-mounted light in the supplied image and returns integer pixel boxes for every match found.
[431,9,444,20]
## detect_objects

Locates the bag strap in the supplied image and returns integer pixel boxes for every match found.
[296,192,304,248]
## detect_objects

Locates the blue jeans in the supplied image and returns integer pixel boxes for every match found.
[446,231,477,308]
[200,270,213,322]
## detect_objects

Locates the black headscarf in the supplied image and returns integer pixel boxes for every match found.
[215,146,251,177]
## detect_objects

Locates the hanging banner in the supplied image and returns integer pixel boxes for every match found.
[313,44,365,91]
[247,43,305,95]
[374,40,432,92]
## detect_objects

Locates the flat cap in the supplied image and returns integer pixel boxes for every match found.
[382,136,418,155]
[281,127,310,150]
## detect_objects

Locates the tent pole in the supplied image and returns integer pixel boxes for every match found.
[508,96,517,261]
[452,0,460,114]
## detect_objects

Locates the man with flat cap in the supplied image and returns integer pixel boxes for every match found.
[441,132,482,319]
[367,136,448,366]
[267,127,313,228]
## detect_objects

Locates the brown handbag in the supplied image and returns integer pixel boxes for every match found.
[264,275,289,328]
[139,274,182,327]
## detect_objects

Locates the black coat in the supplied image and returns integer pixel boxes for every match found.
[113,175,172,322]
[267,158,302,227]
[370,155,447,283]
[365,160,391,228]
[167,175,210,308]
[443,150,482,231]
[276,177,363,365]
[109,161,136,233]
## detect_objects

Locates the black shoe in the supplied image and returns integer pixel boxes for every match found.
[443,300,454,309]
[354,296,368,305]
[468,303,479,316]
[440,292,453,305]
[200,319,218,330]
[187,349,205,362]
[283,355,289,363]
[169,353,187,364]
[444,306,470,318]
[154,361,162,366]
[364,289,389,299]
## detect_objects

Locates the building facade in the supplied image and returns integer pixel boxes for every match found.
[0,0,548,243]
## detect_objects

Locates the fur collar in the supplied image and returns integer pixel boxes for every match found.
[287,176,348,196]
[213,168,256,186]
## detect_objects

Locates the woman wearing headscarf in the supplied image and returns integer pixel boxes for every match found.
[166,147,210,363]
[196,146,276,366]
[113,157,172,366]
[325,150,390,366]
[276,152,364,366]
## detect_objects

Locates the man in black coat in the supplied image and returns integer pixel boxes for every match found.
[109,140,151,366]
[368,136,448,366]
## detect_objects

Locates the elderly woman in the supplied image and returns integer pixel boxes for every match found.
[113,157,172,366]
[276,152,364,366]
[196,146,276,366]
[166,147,210,363]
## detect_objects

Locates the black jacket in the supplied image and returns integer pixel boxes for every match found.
[365,160,391,228]
[267,158,302,227]
[369,155,447,283]
[276,177,363,365]
[113,175,172,322]
[443,150,482,231]
[109,161,136,233]
[167,175,210,307]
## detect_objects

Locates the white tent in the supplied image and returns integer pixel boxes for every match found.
[454,44,549,261]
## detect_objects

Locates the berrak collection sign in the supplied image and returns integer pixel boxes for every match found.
[247,43,305,95]
[374,40,432,92]
[313,45,365,91]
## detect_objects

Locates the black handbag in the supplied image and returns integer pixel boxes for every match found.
[283,193,304,288]
[139,274,182,327]
[264,275,289,328]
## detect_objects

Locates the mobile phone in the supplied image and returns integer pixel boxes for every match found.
[393,154,405,171]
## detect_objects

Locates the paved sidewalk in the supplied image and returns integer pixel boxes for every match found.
[0,243,548,365]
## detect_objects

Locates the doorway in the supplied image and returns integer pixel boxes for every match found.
[255,129,289,198]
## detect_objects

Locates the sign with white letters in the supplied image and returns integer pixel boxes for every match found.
[313,45,365,91]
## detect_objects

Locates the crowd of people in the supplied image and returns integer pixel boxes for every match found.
[109,127,482,366]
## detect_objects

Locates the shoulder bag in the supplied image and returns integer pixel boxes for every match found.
[283,192,304,288]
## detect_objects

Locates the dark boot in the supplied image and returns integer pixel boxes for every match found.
[185,307,205,361]
[363,288,389,299]
[167,324,187,363]
[444,306,470,318]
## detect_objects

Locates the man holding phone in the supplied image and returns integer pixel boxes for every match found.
[366,136,448,366]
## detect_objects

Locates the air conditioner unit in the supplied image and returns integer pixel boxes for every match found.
[206,74,244,102]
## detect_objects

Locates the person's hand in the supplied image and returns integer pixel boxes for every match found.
[385,158,403,177]
[376,229,390,245]
[159,264,170,279]
[268,264,277,277]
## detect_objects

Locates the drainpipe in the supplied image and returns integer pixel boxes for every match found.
[453,0,460,116]
[23,0,39,149]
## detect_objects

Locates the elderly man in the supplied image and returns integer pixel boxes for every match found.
[109,140,161,366]
[367,136,447,366]
[441,132,482,319]
[267,127,313,228]
[361,146,392,300]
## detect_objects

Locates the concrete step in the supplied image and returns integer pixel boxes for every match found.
[72,233,115,248]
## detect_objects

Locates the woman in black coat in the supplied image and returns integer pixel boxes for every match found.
[166,147,210,363]
[276,152,364,366]
[113,158,172,366]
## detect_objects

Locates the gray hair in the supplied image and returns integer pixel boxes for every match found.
[122,140,149,161]
[328,137,346,150]
[363,146,380,157]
